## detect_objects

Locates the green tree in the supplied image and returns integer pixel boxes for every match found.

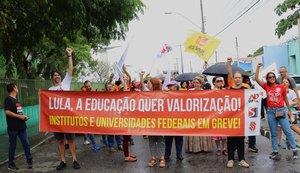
[0,0,144,79]
[275,0,300,38]
[247,47,263,57]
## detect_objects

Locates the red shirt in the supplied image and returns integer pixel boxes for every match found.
[263,83,286,108]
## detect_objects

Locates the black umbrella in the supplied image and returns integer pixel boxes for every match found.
[202,62,249,77]
[175,72,200,82]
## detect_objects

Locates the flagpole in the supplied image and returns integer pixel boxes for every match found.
[149,57,157,74]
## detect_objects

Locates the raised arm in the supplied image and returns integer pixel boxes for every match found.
[227,57,233,81]
[66,48,73,77]
[123,75,130,92]
[139,71,145,91]
[122,65,131,83]
[255,63,264,88]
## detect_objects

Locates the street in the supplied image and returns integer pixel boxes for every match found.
[1,134,300,173]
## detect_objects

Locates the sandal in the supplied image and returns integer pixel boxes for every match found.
[148,158,157,167]
[125,156,137,162]
[159,158,165,168]
[129,154,136,158]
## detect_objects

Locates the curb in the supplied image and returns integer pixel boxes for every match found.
[260,126,300,149]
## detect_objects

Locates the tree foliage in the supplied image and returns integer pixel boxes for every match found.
[275,0,300,38]
[247,46,263,57]
[0,0,144,79]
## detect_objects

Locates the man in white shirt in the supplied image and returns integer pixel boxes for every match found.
[49,48,80,170]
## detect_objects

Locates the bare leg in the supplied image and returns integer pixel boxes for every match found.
[291,125,300,135]
[57,140,66,162]
[67,139,77,161]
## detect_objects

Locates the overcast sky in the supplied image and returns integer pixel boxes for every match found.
[96,0,297,79]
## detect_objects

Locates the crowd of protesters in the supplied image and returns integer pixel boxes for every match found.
[3,49,300,171]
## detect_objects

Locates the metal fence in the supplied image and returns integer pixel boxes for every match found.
[0,79,105,109]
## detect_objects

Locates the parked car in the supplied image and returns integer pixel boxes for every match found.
[291,75,300,90]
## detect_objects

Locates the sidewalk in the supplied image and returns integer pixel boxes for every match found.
[0,134,300,173]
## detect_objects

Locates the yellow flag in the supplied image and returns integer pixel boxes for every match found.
[184,31,221,61]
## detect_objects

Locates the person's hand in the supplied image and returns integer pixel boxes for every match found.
[20,115,29,121]
[288,110,292,118]
[227,57,232,63]
[124,75,129,82]
[140,71,145,76]
[257,63,263,68]
[66,48,73,57]
[122,65,127,71]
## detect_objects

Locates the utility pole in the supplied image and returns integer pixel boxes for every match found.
[235,37,240,67]
[176,58,179,73]
[215,51,218,63]
[200,0,205,34]
[180,45,184,73]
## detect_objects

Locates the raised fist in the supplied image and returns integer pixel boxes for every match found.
[66,48,73,57]
[227,57,232,63]
[257,63,263,68]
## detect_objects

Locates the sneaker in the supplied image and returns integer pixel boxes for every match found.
[73,160,80,169]
[177,155,184,160]
[239,160,250,168]
[118,145,123,151]
[129,139,135,145]
[293,150,299,159]
[269,152,280,160]
[92,144,100,151]
[84,140,91,145]
[109,147,117,152]
[8,164,19,171]
[226,160,234,168]
[56,161,66,171]
[28,163,33,169]
[216,150,221,156]
[143,135,148,139]
[248,146,259,152]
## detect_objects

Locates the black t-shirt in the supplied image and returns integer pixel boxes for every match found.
[4,96,26,130]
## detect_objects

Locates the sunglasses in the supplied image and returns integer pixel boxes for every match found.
[268,76,275,79]
[216,80,223,83]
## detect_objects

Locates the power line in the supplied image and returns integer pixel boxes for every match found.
[214,0,261,37]
[214,0,256,35]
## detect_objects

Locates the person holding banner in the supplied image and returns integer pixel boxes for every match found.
[185,77,213,153]
[255,63,298,160]
[81,81,101,151]
[211,76,228,156]
[142,76,166,168]
[227,57,259,154]
[48,48,80,170]
[119,75,138,162]
[164,81,184,161]
[226,72,250,168]
[104,82,123,152]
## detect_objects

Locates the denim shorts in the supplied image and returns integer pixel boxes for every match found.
[54,132,75,140]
